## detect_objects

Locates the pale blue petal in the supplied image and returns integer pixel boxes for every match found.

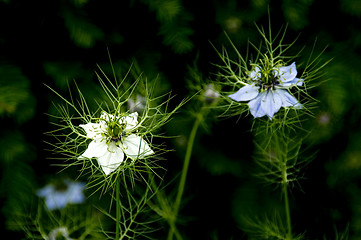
[248,93,266,118]
[294,78,304,86]
[293,102,303,109]
[45,192,68,210]
[278,77,304,88]
[275,89,301,108]
[228,84,259,101]
[250,65,261,80]
[277,62,297,83]
[37,185,55,197]
[37,181,86,210]
[65,181,86,204]
[261,91,282,119]
[37,185,65,210]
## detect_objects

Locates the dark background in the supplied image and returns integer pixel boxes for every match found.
[1,0,361,239]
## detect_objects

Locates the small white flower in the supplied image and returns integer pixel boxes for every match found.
[228,62,304,120]
[127,94,147,113]
[47,227,72,240]
[79,111,154,175]
[37,180,85,210]
[203,83,220,104]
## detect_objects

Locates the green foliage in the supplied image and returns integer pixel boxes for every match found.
[240,213,304,240]
[282,0,314,30]
[0,130,36,232]
[0,65,36,123]
[44,61,91,89]
[341,0,361,17]
[141,0,194,54]
[62,9,104,48]
[20,204,104,240]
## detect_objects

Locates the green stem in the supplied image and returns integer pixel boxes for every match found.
[168,114,202,240]
[283,180,292,239]
[116,177,121,240]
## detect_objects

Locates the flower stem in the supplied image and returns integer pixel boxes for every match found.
[282,175,292,239]
[167,114,202,240]
[116,177,121,240]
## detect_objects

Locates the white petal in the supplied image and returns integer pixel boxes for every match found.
[123,112,139,131]
[277,62,297,83]
[248,93,266,118]
[100,112,115,122]
[228,84,259,101]
[122,134,154,160]
[80,140,108,159]
[97,142,124,175]
[79,123,104,140]
[261,90,282,119]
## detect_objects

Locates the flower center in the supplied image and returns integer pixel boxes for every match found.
[107,121,126,143]
[259,69,279,91]
[54,181,68,192]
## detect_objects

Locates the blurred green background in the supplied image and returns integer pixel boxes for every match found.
[1,0,361,239]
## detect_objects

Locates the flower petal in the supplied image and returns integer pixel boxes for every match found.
[228,84,259,101]
[278,77,304,88]
[79,123,104,140]
[275,89,302,108]
[261,90,282,119]
[48,227,72,240]
[37,185,55,198]
[100,112,115,122]
[97,142,124,175]
[122,134,154,160]
[123,112,139,131]
[65,181,86,204]
[250,65,261,80]
[277,62,297,83]
[46,192,68,210]
[248,92,266,118]
[80,140,108,159]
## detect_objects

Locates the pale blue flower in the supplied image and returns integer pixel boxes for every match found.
[37,180,86,210]
[228,62,303,120]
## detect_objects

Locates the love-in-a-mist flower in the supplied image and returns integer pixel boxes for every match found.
[203,83,220,104]
[127,94,147,113]
[37,180,85,210]
[79,111,154,175]
[228,62,303,120]
[48,227,73,240]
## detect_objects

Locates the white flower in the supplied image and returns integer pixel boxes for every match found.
[228,62,303,120]
[37,180,85,210]
[127,94,147,113]
[47,227,73,240]
[79,111,154,175]
[203,83,220,104]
